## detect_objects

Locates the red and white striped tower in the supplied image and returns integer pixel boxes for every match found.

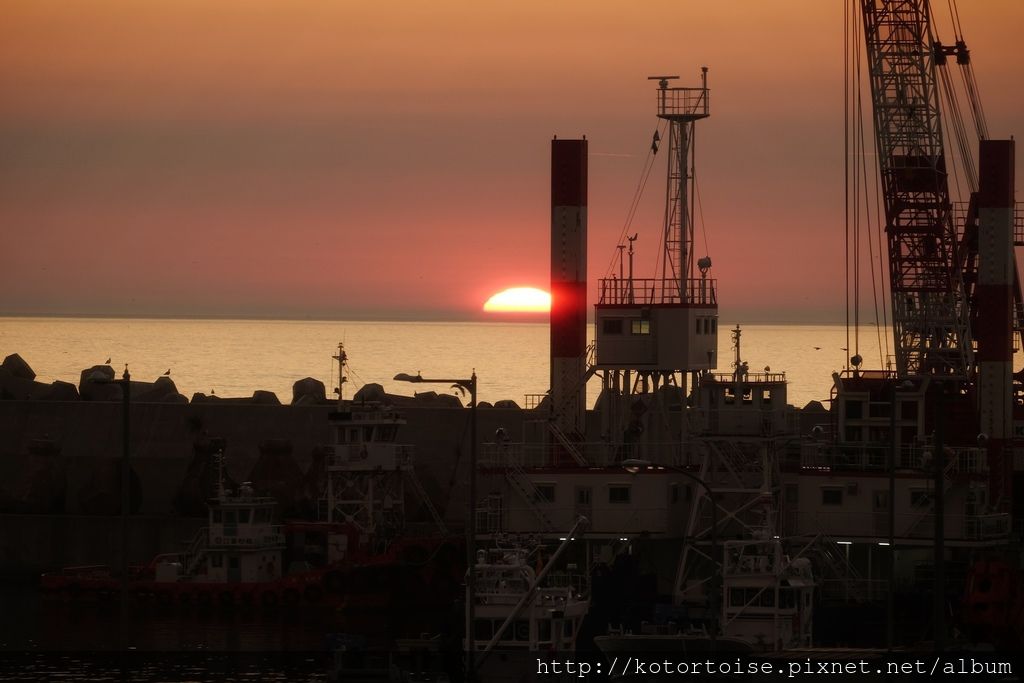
[975,139,1015,512]
[550,138,588,442]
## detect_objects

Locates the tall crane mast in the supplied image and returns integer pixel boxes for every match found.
[860,0,973,379]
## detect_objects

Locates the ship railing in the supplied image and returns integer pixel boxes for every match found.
[523,393,547,410]
[656,85,709,118]
[789,510,1010,542]
[819,578,889,603]
[704,371,787,384]
[327,444,414,469]
[480,441,701,469]
[798,443,987,473]
[597,277,716,306]
[51,564,113,578]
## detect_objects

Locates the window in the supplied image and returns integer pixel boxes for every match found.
[223,510,237,524]
[845,400,863,419]
[211,554,223,568]
[696,318,702,335]
[873,490,889,510]
[237,509,251,524]
[670,483,679,504]
[212,509,222,523]
[534,484,555,504]
[228,556,239,570]
[711,318,717,334]
[609,485,631,504]
[538,620,552,642]
[821,488,843,506]
[603,318,624,335]
[575,487,592,505]
[630,319,650,335]
[703,318,710,334]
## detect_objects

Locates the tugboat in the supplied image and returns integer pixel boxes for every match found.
[42,344,463,619]
[471,520,590,682]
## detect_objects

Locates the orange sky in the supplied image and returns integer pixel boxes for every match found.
[2,1,1022,322]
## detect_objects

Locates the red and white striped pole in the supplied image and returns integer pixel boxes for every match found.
[975,139,1015,512]
[550,138,588,450]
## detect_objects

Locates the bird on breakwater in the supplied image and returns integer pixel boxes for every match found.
[164,369,171,376]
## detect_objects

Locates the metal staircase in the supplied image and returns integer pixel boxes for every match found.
[504,462,555,532]
[404,470,450,536]
[183,527,209,576]
[546,421,588,466]
[899,454,961,539]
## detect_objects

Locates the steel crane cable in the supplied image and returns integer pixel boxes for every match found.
[603,120,668,280]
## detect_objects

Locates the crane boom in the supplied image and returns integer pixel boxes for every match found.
[860,0,973,379]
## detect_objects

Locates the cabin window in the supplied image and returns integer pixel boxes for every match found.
[538,620,552,642]
[670,483,679,504]
[609,485,631,504]
[873,490,889,510]
[255,508,271,523]
[630,319,650,335]
[228,556,239,570]
[603,318,624,335]
[762,389,773,405]
[724,387,736,405]
[821,488,843,506]
[575,487,592,505]
[349,429,359,442]
[237,509,251,524]
[695,318,702,335]
[363,427,374,441]
[711,318,717,334]
[534,484,555,504]
[223,510,237,524]
[336,427,347,443]
[845,400,864,419]
[211,554,223,568]
[212,509,222,523]
[703,318,710,334]
[742,389,753,405]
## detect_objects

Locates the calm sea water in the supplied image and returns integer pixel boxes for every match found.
[0,317,891,408]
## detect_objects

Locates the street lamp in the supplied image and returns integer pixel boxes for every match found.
[394,370,478,679]
[620,458,718,649]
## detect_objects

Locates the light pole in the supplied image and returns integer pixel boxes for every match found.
[621,458,718,649]
[394,370,478,680]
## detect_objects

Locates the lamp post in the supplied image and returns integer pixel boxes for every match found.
[394,370,478,680]
[621,458,718,649]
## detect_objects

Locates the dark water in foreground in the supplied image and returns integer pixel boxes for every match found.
[0,585,332,681]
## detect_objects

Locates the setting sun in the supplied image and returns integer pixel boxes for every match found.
[483,287,551,313]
